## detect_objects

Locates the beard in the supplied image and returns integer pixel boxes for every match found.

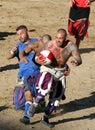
[19,35,29,43]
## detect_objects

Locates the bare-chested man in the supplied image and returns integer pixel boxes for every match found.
[19,29,82,127]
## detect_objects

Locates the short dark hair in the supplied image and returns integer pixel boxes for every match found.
[16,25,28,31]
[57,28,67,37]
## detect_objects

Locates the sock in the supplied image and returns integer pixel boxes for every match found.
[24,101,32,117]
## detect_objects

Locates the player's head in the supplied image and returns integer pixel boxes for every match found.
[42,34,52,44]
[16,25,29,43]
[55,28,67,47]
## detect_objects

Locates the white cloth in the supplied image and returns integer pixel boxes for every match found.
[40,65,67,79]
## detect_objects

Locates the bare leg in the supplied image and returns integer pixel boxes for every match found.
[25,90,33,102]
[75,38,81,48]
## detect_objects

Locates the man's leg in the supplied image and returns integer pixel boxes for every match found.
[20,90,33,124]
[41,101,55,128]
[28,92,44,117]
[28,72,53,117]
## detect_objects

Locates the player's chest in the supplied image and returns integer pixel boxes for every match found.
[48,45,62,59]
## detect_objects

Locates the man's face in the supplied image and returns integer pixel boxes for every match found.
[16,29,29,43]
[55,32,66,47]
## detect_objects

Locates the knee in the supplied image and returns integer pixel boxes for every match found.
[25,90,33,102]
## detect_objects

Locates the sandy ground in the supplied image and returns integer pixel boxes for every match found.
[0,0,95,130]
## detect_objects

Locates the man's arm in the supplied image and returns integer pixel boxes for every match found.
[19,41,39,62]
[71,44,82,66]
[7,45,18,59]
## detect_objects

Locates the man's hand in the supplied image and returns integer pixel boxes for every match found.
[10,45,18,54]
[64,68,70,76]
[35,56,46,65]
[71,60,78,67]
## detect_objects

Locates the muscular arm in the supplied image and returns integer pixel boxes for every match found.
[25,42,39,53]
[7,45,18,60]
[7,51,15,59]
[19,42,39,62]
[19,41,42,62]
[71,43,82,66]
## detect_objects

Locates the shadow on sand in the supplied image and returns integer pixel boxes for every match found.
[0,105,8,112]
[79,47,95,54]
[51,91,95,125]
[0,32,16,40]
[0,63,19,72]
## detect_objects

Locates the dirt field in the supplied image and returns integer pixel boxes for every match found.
[0,0,95,130]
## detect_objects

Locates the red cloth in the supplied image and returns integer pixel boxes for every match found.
[70,0,90,8]
[68,19,90,38]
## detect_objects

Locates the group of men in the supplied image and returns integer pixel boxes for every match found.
[7,0,95,128]
[7,25,82,128]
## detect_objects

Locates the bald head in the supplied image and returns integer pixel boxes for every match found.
[42,34,52,44]
[57,28,67,37]
[55,28,67,47]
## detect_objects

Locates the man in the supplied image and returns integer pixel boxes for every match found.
[68,0,95,48]
[7,25,40,124]
[19,28,82,127]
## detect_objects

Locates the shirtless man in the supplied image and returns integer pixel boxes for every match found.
[19,28,82,127]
